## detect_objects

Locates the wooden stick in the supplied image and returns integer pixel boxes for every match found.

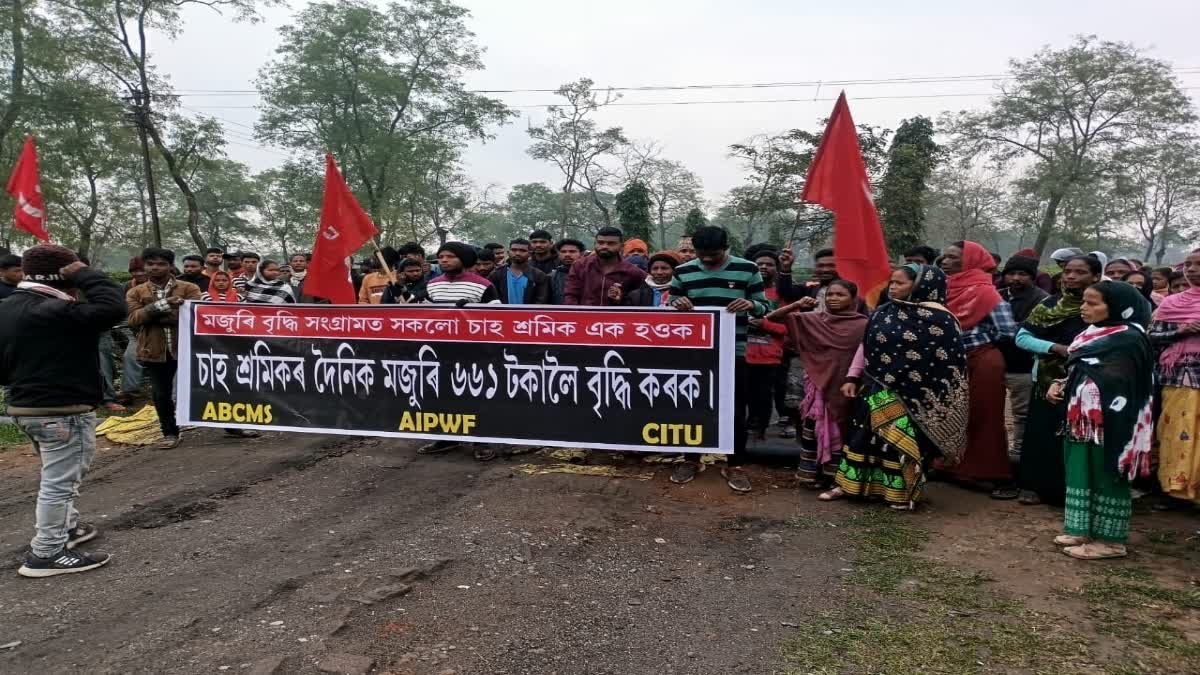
[369,240,394,280]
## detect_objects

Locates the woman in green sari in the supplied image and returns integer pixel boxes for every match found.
[1046,281,1154,560]
[820,264,970,509]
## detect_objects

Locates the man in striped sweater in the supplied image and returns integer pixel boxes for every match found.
[669,226,769,493]
[418,242,500,461]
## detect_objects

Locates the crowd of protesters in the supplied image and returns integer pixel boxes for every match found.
[2,226,1199,577]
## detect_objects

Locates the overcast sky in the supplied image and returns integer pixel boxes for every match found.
[157,0,1200,201]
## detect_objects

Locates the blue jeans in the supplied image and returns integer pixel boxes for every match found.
[17,413,98,557]
[98,332,117,404]
[122,334,143,394]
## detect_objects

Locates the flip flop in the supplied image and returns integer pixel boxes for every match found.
[1063,543,1127,560]
[1054,534,1089,546]
[818,488,844,502]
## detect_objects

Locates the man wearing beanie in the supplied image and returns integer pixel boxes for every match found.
[995,253,1050,499]
[417,242,500,460]
[426,242,499,304]
[0,244,125,577]
[127,247,202,450]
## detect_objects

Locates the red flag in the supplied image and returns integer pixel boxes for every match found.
[305,154,379,304]
[801,92,891,307]
[5,136,50,242]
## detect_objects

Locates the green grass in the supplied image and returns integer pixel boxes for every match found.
[0,423,25,446]
[779,510,1082,675]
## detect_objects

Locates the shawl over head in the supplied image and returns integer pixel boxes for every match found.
[1153,280,1200,374]
[243,264,297,304]
[1023,284,1090,392]
[864,264,969,462]
[1064,281,1154,479]
[946,241,1003,330]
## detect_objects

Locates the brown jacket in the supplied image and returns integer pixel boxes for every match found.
[127,278,202,363]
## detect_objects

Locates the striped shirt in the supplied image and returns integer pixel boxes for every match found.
[426,272,501,304]
[670,255,768,357]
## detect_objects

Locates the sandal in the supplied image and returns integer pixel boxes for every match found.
[1017,490,1041,505]
[818,487,845,502]
[991,486,1020,500]
[1054,534,1089,546]
[889,503,915,511]
[721,467,752,493]
[473,445,497,462]
[1063,543,1127,560]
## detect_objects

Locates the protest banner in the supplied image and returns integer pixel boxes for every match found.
[177,303,736,453]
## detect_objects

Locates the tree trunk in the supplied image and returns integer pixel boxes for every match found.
[558,184,573,238]
[76,173,100,260]
[144,123,207,251]
[0,0,26,147]
[1032,190,1065,257]
[657,204,667,250]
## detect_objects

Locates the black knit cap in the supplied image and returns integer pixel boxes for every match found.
[21,244,79,288]
[437,242,477,268]
[1002,255,1039,277]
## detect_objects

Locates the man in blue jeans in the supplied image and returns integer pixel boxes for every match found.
[0,244,125,577]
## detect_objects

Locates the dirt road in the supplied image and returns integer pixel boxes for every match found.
[0,431,1196,675]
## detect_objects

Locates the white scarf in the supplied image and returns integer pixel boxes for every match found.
[17,280,74,301]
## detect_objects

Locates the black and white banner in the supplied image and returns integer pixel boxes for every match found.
[177,303,736,453]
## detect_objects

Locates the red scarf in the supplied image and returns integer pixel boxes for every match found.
[209,287,240,303]
[946,241,1002,330]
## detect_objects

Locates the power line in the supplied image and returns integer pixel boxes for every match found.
[167,66,1200,96]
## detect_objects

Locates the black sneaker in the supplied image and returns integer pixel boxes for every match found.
[721,467,753,493]
[65,523,98,550]
[670,463,698,485]
[18,549,111,578]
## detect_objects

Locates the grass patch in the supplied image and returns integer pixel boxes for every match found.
[0,423,26,447]
[780,510,1082,675]
[784,514,822,530]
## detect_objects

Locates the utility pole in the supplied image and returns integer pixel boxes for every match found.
[125,88,162,246]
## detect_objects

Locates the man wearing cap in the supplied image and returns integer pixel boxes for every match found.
[1048,247,1084,290]
[995,253,1049,499]
[0,244,125,577]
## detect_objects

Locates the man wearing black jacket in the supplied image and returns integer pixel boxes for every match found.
[489,239,550,304]
[0,245,126,578]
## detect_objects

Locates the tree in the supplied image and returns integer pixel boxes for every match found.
[614,180,653,242]
[875,116,940,254]
[256,0,514,231]
[526,77,627,234]
[1114,135,1200,262]
[683,208,707,235]
[255,162,322,258]
[52,0,274,251]
[925,158,1008,245]
[642,158,703,249]
[0,0,27,147]
[945,35,1196,255]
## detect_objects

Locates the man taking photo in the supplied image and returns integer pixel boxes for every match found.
[0,245,126,577]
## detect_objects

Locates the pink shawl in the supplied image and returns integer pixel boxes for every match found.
[1153,286,1200,373]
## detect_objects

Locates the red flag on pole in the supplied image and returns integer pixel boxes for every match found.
[6,136,50,242]
[304,154,379,304]
[801,92,891,307]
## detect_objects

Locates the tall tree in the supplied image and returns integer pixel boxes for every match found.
[1114,135,1200,262]
[683,207,707,235]
[256,0,513,231]
[255,162,322,258]
[875,116,940,255]
[0,0,27,146]
[52,0,274,251]
[614,180,653,243]
[945,36,1195,254]
[642,158,703,249]
[526,77,627,234]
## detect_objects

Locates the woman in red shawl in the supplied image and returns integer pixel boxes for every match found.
[200,270,242,303]
[940,241,1017,496]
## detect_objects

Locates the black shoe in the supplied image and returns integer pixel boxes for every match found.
[224,428,260,438]
[417,440,461,455]
[18,549,111,578]
[722,467,753,493]
[65,523,98,550]
[670,462,698,485]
